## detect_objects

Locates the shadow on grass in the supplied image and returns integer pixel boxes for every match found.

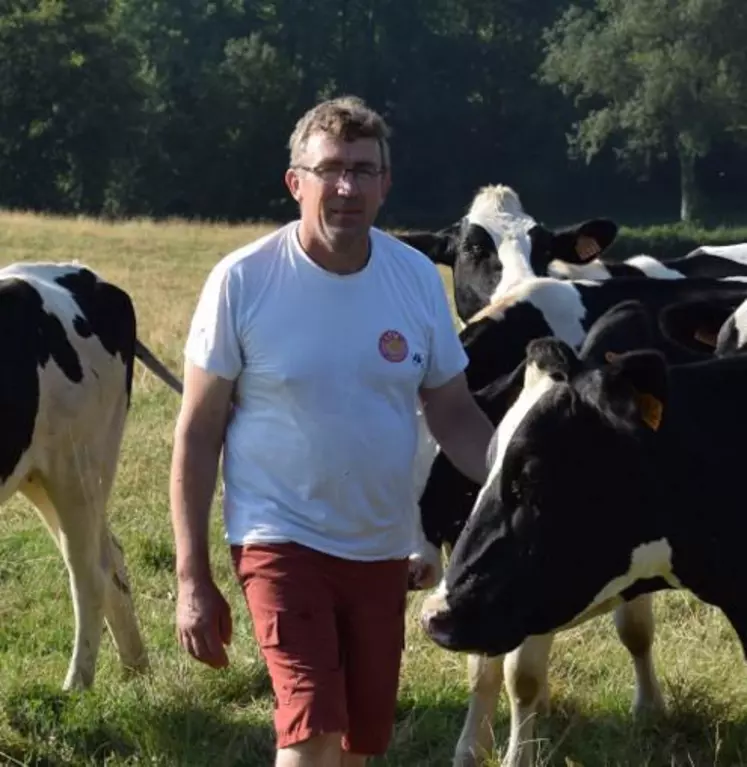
[2,672,276,767]
[4,676,747,767]
[427,687,747,767]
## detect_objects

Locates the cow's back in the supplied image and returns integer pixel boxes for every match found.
[0,263,137,497]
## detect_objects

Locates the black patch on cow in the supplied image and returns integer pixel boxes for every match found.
[55,269,137,403]
[461,304,555,391]
[0,278,85,483]
[606,262,647,278]
[676,252,747,278]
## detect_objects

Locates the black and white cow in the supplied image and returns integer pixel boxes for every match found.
[420,333,747,678]
[397,184,618,323]
[0,261,182,690]
[547,241,747,283]
[410,278,747,767]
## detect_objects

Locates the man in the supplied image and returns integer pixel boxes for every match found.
[170,95,494,767]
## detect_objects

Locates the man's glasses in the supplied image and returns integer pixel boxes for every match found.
[293,163,385,184]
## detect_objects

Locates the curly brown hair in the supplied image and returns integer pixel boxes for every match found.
[288,95,391,170]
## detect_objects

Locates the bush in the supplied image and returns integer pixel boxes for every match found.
[606,223,747,262]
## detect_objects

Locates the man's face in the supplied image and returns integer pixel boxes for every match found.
[285,131,391,249]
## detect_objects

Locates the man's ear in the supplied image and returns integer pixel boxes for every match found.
[285,167,302,202]
[604,350,668,432]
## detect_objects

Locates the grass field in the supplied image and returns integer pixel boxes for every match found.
[0,212,746,767]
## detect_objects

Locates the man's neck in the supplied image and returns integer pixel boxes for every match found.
[297,223,371,275]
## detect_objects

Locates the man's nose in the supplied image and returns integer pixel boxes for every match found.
[335,174,358,195]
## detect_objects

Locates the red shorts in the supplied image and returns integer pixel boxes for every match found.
[231,541,409,755]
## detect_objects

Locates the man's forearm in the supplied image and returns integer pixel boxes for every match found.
[170,432,223,582]
[429,404,494,487]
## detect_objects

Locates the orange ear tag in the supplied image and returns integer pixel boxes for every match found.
[605,351,621,363]
[575,235,600,260]
[694,328,718,347]
[635,391,663,431]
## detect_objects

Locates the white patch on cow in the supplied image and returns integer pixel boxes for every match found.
[723,275,747,283]
[563,538,683,631]
[466,185,538,299]
[697,243,747,264]
[547,259,612,281]
[729,298,747,351]
[623,255,684,280]
[0,262,90,327]
[471,361,559,519]
[525,279,589,349]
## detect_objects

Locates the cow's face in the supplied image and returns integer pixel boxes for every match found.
[457,185,618,308]
[420,339,676,656]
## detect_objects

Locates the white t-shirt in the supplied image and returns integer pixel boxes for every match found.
[184,221,468,561]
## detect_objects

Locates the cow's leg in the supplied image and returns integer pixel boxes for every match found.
[22,398,147,688]
[613,594,665,713]
[100,527,149,676]
[22,475,108,690]
[453,654,504,767]
[501,634,554,767]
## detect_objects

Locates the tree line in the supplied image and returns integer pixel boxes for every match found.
[2,0,746,229]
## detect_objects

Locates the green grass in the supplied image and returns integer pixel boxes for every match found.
[1,211,746,766]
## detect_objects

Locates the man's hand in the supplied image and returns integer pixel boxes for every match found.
[176,577,233,669]
[408,543,443,591]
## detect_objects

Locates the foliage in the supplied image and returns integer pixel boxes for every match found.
[539,0,747,220]
[0,0,745,226]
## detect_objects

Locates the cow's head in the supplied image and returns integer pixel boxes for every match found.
[420,335,678,657]
[458,185,618,300]
[398,185,618,322]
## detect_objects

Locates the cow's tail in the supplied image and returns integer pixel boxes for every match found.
[135,339,183,394]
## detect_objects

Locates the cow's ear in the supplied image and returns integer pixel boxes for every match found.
[658,297,739,354]
[604,350,668,432]
[525,336,581,383]
[397,222,460,267]
[579,300,653,366]
[550,218,619,264]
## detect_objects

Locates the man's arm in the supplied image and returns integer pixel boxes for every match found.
[171,362,234,579]
[408,373,494,590]
[170,361,235,668]
[419,372,494,487]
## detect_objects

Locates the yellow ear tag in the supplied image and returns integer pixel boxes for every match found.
[634,391,663,431]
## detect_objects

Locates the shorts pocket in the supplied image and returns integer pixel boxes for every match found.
[256,611,280,649]
[246,579,342,707]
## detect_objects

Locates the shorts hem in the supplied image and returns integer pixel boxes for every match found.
[275,726,344,751]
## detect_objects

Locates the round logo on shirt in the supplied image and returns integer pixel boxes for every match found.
[378,329,409,363]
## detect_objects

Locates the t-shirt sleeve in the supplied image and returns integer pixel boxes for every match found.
[183,259,244,380]
[421,267,469,389]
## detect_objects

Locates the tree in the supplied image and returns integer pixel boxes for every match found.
[539,0,747,222]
